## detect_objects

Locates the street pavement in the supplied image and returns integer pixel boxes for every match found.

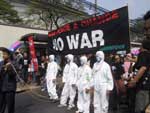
[15,89,77,113]
[12,84,129,113]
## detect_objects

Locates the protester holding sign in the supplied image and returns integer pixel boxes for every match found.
[58,54,78,110]
[91,51,114,113]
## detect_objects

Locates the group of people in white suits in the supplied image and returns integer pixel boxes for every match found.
[45,51,114,113]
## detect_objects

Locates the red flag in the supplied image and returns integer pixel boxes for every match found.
[28,36,38,72]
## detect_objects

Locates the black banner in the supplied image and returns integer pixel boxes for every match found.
[48,6,130,55]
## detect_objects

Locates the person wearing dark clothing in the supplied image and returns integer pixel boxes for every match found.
[134,50,150,113]
[112,55,125,80]
[39,56,47,78]
[132,50,150,90]
[22,53,30,83]
[110,55,125,112]
[128,40,150,113]
[127,10,150,113]
[15,52,23,71]
[0,48,17,113]
[39,56,47,89]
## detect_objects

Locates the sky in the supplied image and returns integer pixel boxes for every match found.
[88,0,150,19]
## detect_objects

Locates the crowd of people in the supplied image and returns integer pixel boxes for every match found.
[43,38,149,113]
[0,10,150,113]
[46,51,114,113]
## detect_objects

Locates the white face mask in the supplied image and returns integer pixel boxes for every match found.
[49,58,53,62]
[80,60,84,66]
[96,56,102,62]
[67,59,71,63]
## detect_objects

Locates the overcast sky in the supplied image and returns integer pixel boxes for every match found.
[88,0,150,19]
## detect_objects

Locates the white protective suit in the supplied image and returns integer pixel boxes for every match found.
[76,56,92,113]
[59,54,78,108]
[92,51,114,113]
[46,55,58,100]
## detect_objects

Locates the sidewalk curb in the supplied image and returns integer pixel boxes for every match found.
[16,84,40,93]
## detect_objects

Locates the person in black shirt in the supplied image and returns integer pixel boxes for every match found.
[39,56,47,90]
[128,40,150,113]
[110,55,125,112]
[22,52,30,83]
[112,55,125,80]
[127,10,150,113]
[0,47,17,113]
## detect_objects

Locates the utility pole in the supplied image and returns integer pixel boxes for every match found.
[95,0,97,16]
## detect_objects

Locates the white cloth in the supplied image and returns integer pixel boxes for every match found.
[46,61,58,99]
[92,62,114,91]
[46,61,58,80]
[76,65,92,113]
[94,85,109,113]
[60,62,78,107]
[46,80,58,99]
[62,62,78,85]
[92,61,114,113]
[77,91,90,113]
[24,60,28,65]
[60,83,76,107]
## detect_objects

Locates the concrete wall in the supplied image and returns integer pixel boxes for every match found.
[0,24,48,48]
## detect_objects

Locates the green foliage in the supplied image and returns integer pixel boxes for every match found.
[0,0,22,24]
[25,0,88,30]
[130,19,145,42]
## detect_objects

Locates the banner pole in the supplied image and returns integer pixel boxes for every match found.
[127,4,131,53]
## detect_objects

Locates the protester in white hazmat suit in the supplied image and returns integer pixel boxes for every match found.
[76,56,92,113]
[58,54,78,110]
[46,55,58,101]
[91,51,114,113]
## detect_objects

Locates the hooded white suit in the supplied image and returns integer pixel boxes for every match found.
[76,56,92,113]
[46,55,58,100]
[92,51,114,113]
[59,54,78,108]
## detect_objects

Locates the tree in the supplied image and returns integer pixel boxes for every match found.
[25,0,88,30]
[0,0,22,24]
[130,18,145,42]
